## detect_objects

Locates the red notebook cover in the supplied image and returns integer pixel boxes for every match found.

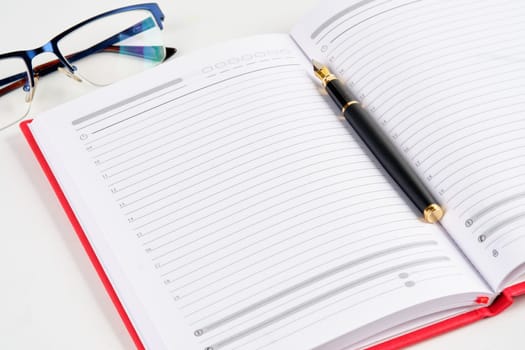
[20,119,525,350]
[20,120,145,350]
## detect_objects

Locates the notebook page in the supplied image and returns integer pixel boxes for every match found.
[291,0,525,290]
[30,34,490,350]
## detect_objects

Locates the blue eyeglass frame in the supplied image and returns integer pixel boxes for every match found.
[0,3,176,94]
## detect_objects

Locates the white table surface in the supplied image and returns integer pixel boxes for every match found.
[1,1,524,349]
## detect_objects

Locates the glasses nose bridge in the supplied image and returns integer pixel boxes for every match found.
[26,42,52,60]
[25,41,71,85]
[27,41,58,63]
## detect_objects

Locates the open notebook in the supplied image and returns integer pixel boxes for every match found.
[21,1,525,349]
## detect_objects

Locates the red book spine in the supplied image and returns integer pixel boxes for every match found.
[368,283,525,349]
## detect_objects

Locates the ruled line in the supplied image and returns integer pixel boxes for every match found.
[72,77,183,127]
[204,257,449,350]
[184,230,426,322]
[91,63,300,134]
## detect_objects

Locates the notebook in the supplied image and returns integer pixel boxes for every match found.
[20,0,525,349]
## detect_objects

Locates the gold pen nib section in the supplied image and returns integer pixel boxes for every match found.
[312,59,337,87]
[423,204,445,224]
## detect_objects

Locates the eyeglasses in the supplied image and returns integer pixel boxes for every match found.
[0,3,176,131]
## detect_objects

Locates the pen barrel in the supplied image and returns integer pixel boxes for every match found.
[326,80,439,217]
[326,79,354,111]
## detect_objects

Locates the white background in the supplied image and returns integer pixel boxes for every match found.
[1,1,524,349]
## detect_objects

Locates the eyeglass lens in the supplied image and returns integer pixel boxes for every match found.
[58,10,166,86]
[0,7,166,130]
[0,57,32,130]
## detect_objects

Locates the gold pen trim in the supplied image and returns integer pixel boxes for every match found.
[313,60,337,87]
[321,73,337,87]
[423,204,444,224]
[341,101,359,114]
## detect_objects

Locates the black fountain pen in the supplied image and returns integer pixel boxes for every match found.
[313,60,444,223]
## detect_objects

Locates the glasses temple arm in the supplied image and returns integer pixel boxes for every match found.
[0,77,27,98]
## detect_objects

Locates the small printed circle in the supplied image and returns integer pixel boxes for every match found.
[398,272,409,279]
[478,235,486,243]
[194,329,204,337]
[80,134,88,141]
[405,281,416,288]
[492,249,499,258]
[465,219,474,227]
[321,45,328,52]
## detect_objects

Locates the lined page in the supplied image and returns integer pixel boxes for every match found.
[31,34,490,350]
[292,0,525,289]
